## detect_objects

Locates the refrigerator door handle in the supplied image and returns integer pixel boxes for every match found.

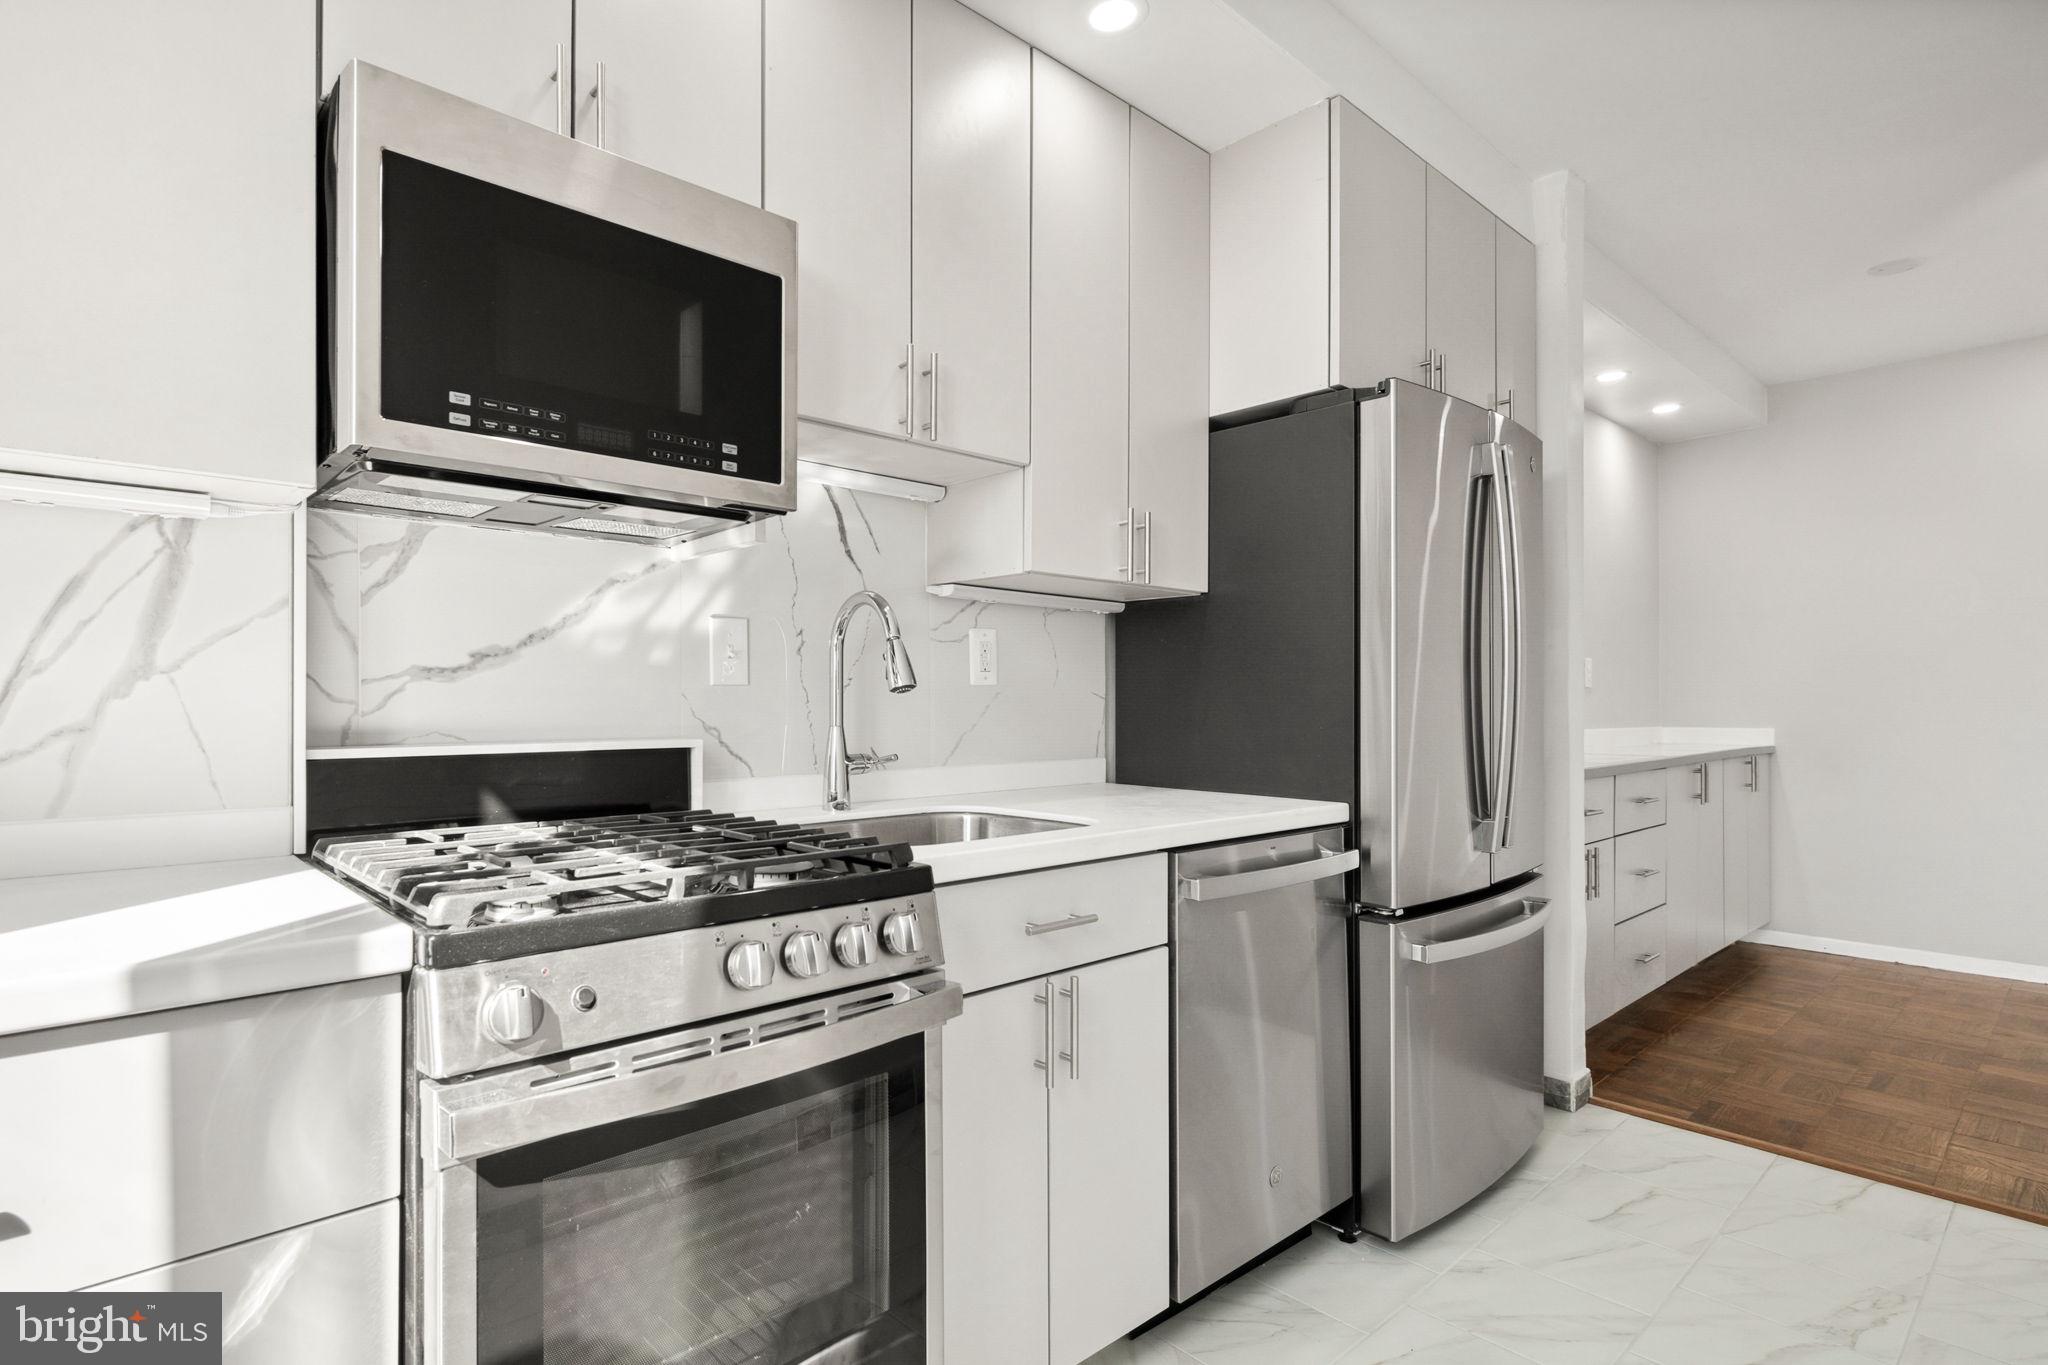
[1401,897,1552,965]
[1490,439,1526,850]
[1463,467,1496,845]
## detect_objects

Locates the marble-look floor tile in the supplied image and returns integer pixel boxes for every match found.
[1581,1119,1773,1207]
[1364,1204,1502,1273]
[1720,1162,1948,1290]
[1913,1274,2048,1365]
[1516,1108,1635,1182]
[1737,1159,1955,1241]
[1680,1236,1921,1359]
[1339,1307,1536,1365]
[1633,1290,1875,1365]
[1409,1250,1647,1365]
[1480,1205,1696,1315]
[1082,1334,1202,1365]
[1898,1334,2012,1365]
[1145,1279,1364,1365]
[1933,1204,2048,1308]
[1527,1166,1733,1256]
[1247,1229,1442,1334]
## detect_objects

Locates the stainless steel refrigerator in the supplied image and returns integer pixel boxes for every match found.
[1117,378,1552,1244]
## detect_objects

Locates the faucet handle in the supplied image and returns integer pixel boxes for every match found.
[849,750,898,773]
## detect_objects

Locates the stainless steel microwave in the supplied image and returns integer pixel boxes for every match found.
[318,62,798,545]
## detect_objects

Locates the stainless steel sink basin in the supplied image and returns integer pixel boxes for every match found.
[814,809,1082,846]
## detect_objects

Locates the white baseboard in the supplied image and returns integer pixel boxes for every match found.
[1745,928,2048,985]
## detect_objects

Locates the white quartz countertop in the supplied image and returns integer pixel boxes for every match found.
[758,782,1350,884]
[0,857,412,1039]
[1585,738,1776,778]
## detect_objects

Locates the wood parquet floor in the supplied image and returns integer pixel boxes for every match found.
[1588,941,2048,1225]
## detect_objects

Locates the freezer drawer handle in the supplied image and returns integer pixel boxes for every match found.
[1024,913,1100,936]
[1178,849,1359,903]
[1400,897,1553,965]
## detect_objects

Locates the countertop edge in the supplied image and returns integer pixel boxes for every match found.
[921,801,1352,884]
[1584,744,1777,778]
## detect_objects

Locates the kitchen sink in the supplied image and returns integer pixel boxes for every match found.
[814,809,1083,846]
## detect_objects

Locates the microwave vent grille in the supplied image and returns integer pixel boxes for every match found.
[325,487,490,518]
[550,517,670,539]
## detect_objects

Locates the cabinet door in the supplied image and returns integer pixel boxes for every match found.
[1664,761,1727,975]
[1330,100,1428,393]
[1585,840,1616,1024]
[1027,54,1131,584]
[1748,756,1774,933]
[574,0,762,205]
[88,1202,397,1361]
[1049,948,1169,1365]
[942,979,1050,1365]
[0,0,314,496]
[1424,168,1496,408]
[765,0,912,438]
[1494,222,1538,428]
[321,0,571,126]
[1209,103,1330,415]
[1724,753,1774,938]
[1129,110,1211,594]
[910,0,1031,465]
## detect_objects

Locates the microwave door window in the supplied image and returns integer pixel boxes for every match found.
[379,151,783,484]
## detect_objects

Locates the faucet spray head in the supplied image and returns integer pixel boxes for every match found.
[883,636,918,693]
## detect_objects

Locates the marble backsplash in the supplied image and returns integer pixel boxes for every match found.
[0,503,294,829]
[307,472,1108,788]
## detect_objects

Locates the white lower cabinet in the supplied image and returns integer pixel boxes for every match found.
[88,1200,398,1362]
[1587,754,1775,1025]
[941,933,1169,1364]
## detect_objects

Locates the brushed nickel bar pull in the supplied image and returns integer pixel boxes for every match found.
[1635,951,1662,965]
[1033,980,1055,1090]
[1025,913,1100,937]
[900,343,915,433]
[553,45,570,136]
[1059,975,1079,1079]
[590,60,608,149]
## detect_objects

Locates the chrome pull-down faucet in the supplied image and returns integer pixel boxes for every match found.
[826,590,918,810]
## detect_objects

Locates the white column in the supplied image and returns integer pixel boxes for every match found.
[1533,169,1589,1104]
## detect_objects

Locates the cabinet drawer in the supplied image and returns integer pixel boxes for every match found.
[1583,777,1615,844]
[0,976,401,1292]
[1613,906,1671,1006]
[87,1201,397,1361]
[1614,825,1669,922]
[939,854,1167,994]
[1614,769,1668,834]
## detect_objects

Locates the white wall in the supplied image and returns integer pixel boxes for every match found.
[1582,414,1661,727]
[1658,332,2048,969]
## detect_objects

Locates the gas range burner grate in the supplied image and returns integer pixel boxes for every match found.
[313,809,907,931]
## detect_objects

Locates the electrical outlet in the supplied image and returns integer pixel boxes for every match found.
[1583,656,1595,689]
[711,616,749,686]
[968,628,998,686]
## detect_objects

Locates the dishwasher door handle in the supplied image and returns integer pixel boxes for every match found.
[1178,849,1358,903]
[1401,897,1552,965]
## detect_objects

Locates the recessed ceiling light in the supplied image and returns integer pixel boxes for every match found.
[1867,257,1923,277]
[1594,369,1629,384]
[1087,0,1148,33]
[1651,402,1683,416]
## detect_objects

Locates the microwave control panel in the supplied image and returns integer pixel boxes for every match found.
[436,391,744,477]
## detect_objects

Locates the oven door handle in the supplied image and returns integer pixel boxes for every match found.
[427,975,963,1166]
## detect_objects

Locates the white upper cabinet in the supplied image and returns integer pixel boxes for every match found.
[0,0,315,501]
[1330,101,1427,396]
[1027,52,1132,585]
[766,0,915,441]
[573,0,763,206]
[911,0,1031,467]
[1424,167,1497,409]
[1494,221,1539,428]
[1129,110,1211,595]
[321,0,572,128]
[1210,104,1330,416]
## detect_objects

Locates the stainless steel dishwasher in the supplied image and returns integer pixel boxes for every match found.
[1171,828,1357,1301]
[1355,882,1553,1241]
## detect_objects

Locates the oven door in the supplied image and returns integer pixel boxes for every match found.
[415,975,961,1365]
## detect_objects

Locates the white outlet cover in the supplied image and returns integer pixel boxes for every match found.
[711,616,749,686]
[968,628,998,686]
[1583,656,1595,688]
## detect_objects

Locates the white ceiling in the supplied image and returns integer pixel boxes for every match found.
[962,0,1328,150]
[1329,0,2048,385]
[1583,305,1757,445]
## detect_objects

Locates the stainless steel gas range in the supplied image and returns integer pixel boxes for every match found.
[306,743,958,1365]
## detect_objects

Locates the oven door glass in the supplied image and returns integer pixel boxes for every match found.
[471,1035,925,1365]
[379,150,784,488]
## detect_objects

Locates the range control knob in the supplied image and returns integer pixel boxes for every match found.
[880,910,923,956]
[725,939,775,990]
[480,984,544,1044]
[833,921,876,968]
[782,930,828,978]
